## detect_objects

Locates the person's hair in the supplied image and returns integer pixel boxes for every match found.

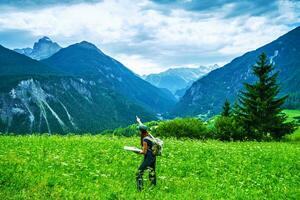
[140,130,148,147]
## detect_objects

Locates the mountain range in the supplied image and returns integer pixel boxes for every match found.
[143,65,219,99]
[173,26,300,118]
[1,26,299,133]
[0,40,176,134]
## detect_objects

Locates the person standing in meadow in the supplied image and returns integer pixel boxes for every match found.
[135,116,157,191]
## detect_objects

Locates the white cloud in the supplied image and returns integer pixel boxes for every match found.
[277,0,300,23]
[0,1,142,42]
[115,54,163,75]
[218,16,289,55]
[0,0,299,74]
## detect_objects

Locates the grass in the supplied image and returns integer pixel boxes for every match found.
[283,109,300,141]
[0,135,299,199]
[283,109,300,122]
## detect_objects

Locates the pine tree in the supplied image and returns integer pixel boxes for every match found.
[221,99,231,117]
[236,53,296,140]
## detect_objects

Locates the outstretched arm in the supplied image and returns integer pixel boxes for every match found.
[136,116,143,125]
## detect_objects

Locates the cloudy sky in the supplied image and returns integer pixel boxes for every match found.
[0,0,299,75]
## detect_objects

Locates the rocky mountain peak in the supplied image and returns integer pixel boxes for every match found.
[14,36,62,60]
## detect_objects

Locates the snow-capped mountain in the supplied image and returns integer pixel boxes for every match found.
[14,36,61,60]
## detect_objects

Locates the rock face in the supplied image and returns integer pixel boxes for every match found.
[143,65,219,99]
[173,26,300,117]
[14,37,61,60]
[0,77,154,134]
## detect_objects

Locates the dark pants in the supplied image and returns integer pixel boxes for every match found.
[136,154,156,191]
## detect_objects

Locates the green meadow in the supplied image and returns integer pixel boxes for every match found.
[0,135,299,200]
[0,110,299,199]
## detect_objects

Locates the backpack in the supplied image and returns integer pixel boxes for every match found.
[145,133,163,156]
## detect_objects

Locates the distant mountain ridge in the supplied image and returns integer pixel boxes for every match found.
[173,26,300,117]
[14,37,61,60]
[143,65,219,99]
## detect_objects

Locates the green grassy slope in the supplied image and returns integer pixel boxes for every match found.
[0,135,299,199]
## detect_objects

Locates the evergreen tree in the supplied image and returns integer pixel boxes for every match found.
[221,99,231,117]
[236,53,296,140]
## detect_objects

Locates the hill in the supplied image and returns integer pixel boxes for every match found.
[0,135,299,199]
[42,41,176,113]
[173,26,300,117]
[0,45,58,76]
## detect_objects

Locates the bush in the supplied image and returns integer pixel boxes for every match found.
[213,116,245,141]
[152,118,210,139]
[101,115,298,142]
